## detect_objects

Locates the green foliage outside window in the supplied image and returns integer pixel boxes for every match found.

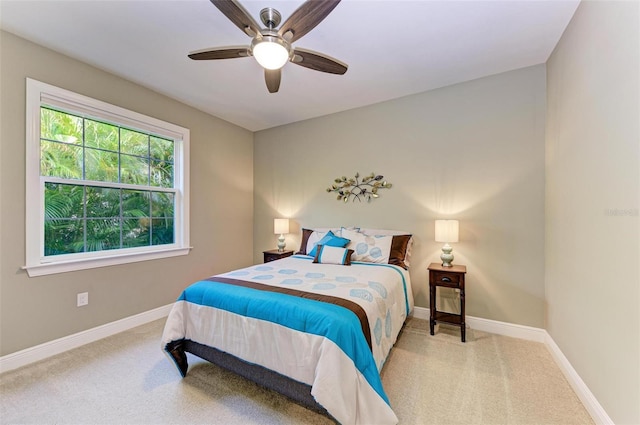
[41,107,176,256]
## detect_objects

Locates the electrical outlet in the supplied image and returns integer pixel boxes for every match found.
[77,292,89,307]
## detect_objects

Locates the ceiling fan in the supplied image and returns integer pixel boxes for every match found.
[188,0,348,93]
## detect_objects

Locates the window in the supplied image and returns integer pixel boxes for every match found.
[25,79,190,276]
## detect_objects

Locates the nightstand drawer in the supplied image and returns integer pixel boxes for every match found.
[432,271,461,287]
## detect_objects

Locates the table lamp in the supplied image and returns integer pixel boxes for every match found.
[274,218,290,252]
[435,219,459,267]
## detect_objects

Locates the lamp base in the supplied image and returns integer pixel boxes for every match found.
[440,243,454,267]
[277,234,286,252]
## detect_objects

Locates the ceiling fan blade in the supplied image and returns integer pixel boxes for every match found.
[265,69,281,93]
[210,0,261,37]
[188,47,250,60]
[292,48,347,75]
[278,0,341,43]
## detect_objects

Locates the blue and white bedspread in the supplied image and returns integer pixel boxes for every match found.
[162,255,413,425]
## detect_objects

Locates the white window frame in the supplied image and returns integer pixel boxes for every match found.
[24,78,191,277]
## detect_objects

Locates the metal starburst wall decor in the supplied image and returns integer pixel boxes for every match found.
[326,172,392,203]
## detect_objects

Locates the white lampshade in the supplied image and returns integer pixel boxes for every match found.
[274,218,290,235]
[435,220,459,243]
[253,39,289,70]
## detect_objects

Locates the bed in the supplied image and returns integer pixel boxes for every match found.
[162,227,414,425]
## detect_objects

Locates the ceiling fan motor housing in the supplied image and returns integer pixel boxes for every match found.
[251,30,291,52]
[260,7,281,29]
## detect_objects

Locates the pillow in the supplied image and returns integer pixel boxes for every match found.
[341,228,413,269]
[341,228,392,264]
[296,228,314,255]
[355,228,413,269]
[388,234,413,269]
[308,231,350,258]
[313,245,354,265]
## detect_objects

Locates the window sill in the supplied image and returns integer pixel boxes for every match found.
[23,246,192,277]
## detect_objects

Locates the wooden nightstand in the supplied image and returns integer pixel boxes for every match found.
[263,249,294,263]
[428,262,468,342]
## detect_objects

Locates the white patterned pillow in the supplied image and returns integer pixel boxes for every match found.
[341,228,393,264]
[358,228,413,269]
[313,245,354,265]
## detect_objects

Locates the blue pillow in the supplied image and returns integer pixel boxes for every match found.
[308,231,350,258]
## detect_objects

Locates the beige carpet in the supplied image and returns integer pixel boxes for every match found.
[0,317,593,425]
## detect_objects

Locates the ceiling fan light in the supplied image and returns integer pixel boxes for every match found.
[252,39,290,70]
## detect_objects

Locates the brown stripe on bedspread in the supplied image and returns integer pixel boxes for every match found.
[205,276,373,350]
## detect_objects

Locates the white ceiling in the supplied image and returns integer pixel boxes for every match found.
[0,0,579,132]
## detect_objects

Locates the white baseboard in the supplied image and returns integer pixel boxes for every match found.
[0,303,173,374]
[411,306,612,425]
[544,333,614,425]
[411,306,546,342]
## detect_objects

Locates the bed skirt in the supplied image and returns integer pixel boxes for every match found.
[172,339,332,419]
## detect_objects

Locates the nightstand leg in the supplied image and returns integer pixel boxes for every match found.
[460,287,466,342]
[429,284,436,335]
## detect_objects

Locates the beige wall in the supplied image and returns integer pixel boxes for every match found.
[0,31,254,356]
[545,1,640,424]
[254,65,547,328]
